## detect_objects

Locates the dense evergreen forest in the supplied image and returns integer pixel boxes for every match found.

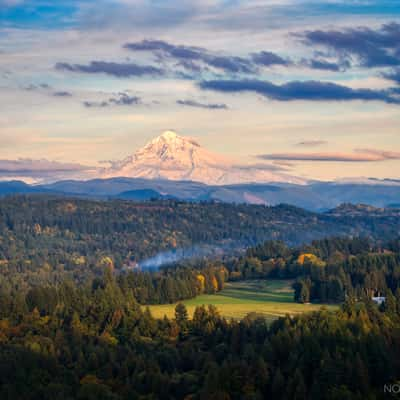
[1,270,400,399]
[1,196,400,398]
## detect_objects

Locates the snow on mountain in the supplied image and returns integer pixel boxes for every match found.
[100,130,305,185]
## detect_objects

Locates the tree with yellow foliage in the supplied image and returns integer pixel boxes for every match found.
[297,253,326,267]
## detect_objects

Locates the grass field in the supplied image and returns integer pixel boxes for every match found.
[147,280,339,322]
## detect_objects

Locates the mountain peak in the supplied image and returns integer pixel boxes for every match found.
[101,130,305,185]
[160,130,179,140]
[152,130,200,148]
[141,131,201,161]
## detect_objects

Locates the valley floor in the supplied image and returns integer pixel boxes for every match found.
[147,280,339,321]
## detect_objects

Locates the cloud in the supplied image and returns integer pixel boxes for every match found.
[234,162,288,172]
[303,58,349,72]
[258,149,400,162]
[0,158,89,173]
[83,93,141,108]
[383,68,400,84]
[176,60,205,73]
[251,51,291,66]
[22,84,73,98]
[176,99,228,109]
[0,158,95,184]
[355,148,400,160]
[123,39,256,74]
[272,160,295,168]
[83,100,109,108]
[109,93,141,105]
[298,22,400,68]
[199,79,400,104]
[53,91,72,97]
[296,140,327,147]
[23,83,51,91]
[55,61,164,78]
[205,55,255,74]
[124,39,202,58]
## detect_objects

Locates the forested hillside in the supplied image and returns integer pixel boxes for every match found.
[1,195,400,290]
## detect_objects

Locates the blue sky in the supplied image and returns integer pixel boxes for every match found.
[0,0,399,182]
[1,1,399,28]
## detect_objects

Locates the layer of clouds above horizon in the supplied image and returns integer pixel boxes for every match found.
[0,0,399,182]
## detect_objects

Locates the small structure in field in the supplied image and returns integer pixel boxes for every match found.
[372,296,386,305]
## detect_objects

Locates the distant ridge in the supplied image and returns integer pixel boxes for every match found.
[0,180,51,195]
[326,203,400,217]
[2,178,400,212]
[22,177,400,211]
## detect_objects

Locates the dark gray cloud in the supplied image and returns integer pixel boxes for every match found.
[125,39,338,76]
[53,91,72,97]
[383,68,400,84]
[176,99,228,109]
[55,61,164,78]
[199,79,400,104]
[251,51,291,66]
[176,60,205,73]
[391,87,400,95]
[124,39,201,58]
[123,39,256,74]
[83,93,141,108]
[258,149,400,162]
[304,58,350,72]
[296,140,327,147]
[298,22,400,68]
[207,55,254,74]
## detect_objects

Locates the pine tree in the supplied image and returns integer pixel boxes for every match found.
[174,302,189,334]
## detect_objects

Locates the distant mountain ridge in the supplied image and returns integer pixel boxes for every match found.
[326,203,400,217]
[1,178,400,212]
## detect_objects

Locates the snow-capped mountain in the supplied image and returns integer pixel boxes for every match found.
[100,130,305,185]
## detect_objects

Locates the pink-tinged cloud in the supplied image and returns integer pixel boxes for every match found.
[0,159,96,184]
[259,149,400,162]
[0,159,90,173]
[355,149,400,160]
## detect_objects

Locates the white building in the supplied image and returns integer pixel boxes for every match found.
[372,296,386,305]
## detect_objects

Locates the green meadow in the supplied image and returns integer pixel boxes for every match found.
[147,280,338,322]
